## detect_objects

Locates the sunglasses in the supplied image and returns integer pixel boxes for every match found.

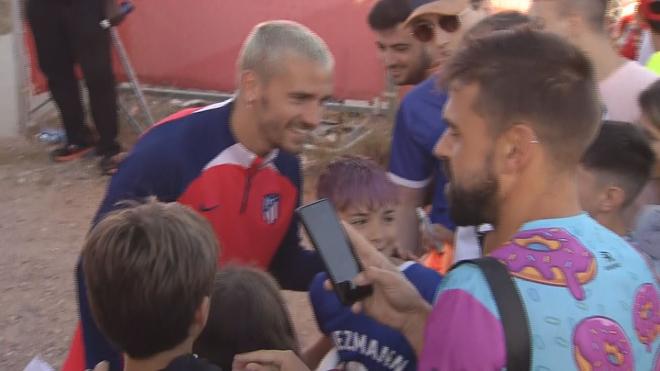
[410,9,469,42]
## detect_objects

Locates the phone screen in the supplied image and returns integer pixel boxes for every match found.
[298,199,361,284]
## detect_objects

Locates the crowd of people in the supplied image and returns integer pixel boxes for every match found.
[30,0,660,370]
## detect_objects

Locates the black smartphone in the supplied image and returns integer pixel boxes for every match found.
[297,199,373,305]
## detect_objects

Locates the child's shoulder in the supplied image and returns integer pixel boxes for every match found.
[400,262,443,303]
[401,261,439,276]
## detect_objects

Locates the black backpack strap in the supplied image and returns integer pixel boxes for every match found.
[451,257,532,371]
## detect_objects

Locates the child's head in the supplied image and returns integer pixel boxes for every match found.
[463,11,540,41]
[83,201,218,360]
[578,122,655,222]
[316,155,398,256]
[639,79,660,173]
[640,0,660,35]
[193,266,298,370]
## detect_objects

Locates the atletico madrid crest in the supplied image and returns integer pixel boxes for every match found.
[262,194,280,225]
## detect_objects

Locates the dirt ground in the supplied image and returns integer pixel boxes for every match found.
[0,135,110,370]
[0,92,392,370]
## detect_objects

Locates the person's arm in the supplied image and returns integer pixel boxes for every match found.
[301,336,333,370]
[388,103,436,254]
[420,223,454,249]
[92,145,182,223]
[304,272,338,369]
[76,261,122,371]
[77,145,182,371]
[233,350,311,371]
[352,265,432,357]
[339,223,505,368]
[317,223,433,355]
[351,265,506,368]
[268,217,323,291]
[394,185,427,255]
[269,247,323,291]
[269,160,324,291]
[423,170,455,247]
[400,303,432,356]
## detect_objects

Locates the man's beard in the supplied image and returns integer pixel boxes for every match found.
[444,160,499,227]
[402,50,432,85]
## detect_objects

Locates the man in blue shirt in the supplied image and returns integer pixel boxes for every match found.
[375,0,488,253]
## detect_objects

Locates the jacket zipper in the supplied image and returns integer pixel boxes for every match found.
[240,158,262,214]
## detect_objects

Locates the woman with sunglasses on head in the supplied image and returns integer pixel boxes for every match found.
[369,0,459,265]
[406,0,489,72]
[391,0,488,271]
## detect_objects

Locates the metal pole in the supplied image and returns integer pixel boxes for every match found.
[117,96,144,133]
[101,21,154,129]
[100,2,153,130]
[11,0,31,134]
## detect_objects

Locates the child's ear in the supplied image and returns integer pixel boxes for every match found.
[193,296,211,334]
[201,296,211,327]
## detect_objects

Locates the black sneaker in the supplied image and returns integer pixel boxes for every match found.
[50,144,94,162]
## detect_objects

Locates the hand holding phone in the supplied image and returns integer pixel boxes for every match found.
[297,199,373,305]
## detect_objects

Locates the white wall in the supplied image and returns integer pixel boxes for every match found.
[0,32,19,137]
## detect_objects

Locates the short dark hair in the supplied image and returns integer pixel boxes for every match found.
[442,28,600,165]
[83,201,219,359]
[194,266,299,370]
[639,79,660,130]
[368,0,413,31]
[581,121,655,206]
[464,11,539,40]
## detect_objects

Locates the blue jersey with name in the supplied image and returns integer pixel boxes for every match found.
[309,262,442,371]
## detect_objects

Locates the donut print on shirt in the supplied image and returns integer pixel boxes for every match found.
[573,316,634,370]
[490,228,596,300]
[632,283,660,352]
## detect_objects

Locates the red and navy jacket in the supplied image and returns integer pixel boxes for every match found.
[63,99,323,371]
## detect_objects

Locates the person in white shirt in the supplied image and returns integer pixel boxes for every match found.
[530,0,657,123]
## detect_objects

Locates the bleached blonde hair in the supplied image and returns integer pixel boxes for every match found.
[238,20,334,81]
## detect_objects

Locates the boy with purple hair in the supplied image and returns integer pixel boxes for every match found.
[304,156,442,371]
